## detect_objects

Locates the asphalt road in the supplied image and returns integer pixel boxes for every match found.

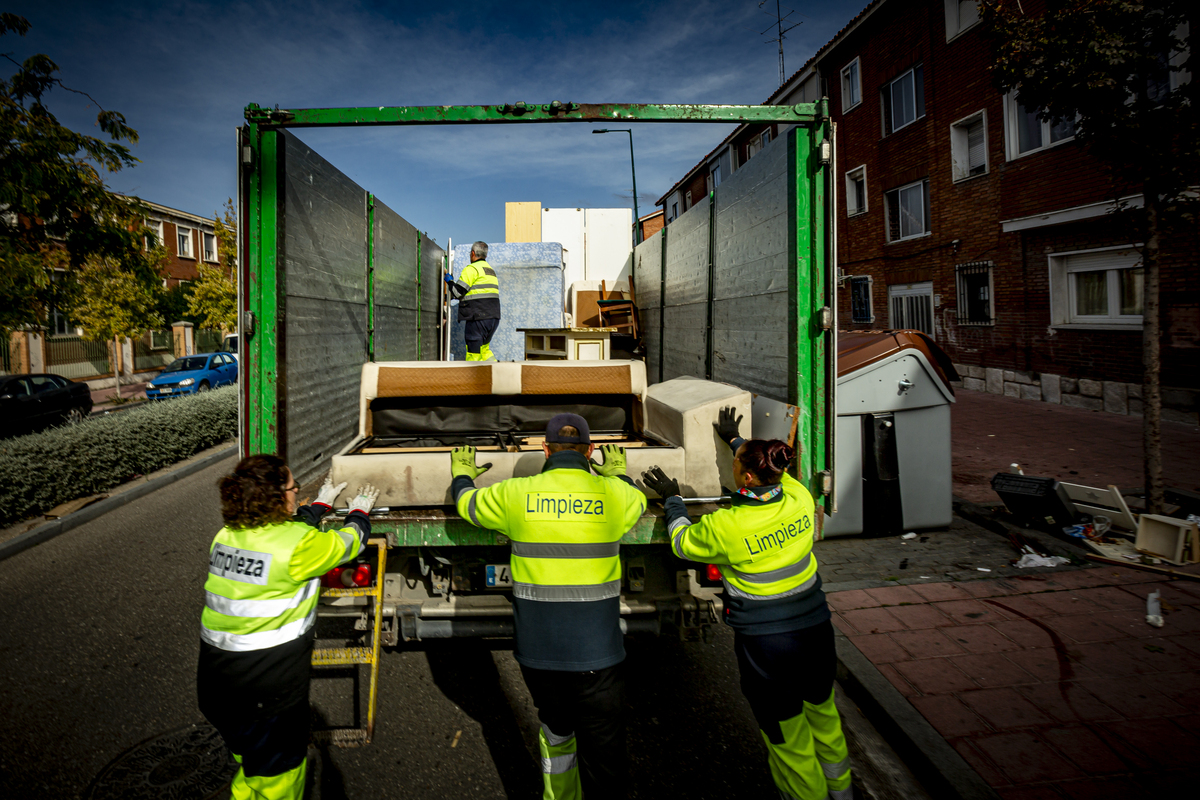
[0,454,789,799]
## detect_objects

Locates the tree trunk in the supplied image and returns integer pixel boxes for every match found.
[1142,192,1164,515]
[111,337,121,402]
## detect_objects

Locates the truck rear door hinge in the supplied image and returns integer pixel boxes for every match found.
[242,311,256,338]
[818,306,833,330]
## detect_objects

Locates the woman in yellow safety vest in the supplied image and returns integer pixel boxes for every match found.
[642,408,852,800]
[197,454,378,800]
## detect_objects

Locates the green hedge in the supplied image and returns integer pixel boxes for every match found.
[0,385,238,523]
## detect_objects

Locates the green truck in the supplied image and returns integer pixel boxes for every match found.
[236,102,836,648]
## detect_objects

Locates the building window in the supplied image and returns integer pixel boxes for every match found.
[845,165,867,216]
[203,231,217,262]
[671,202,679,221]
[850,276,874,323]
[177,225,194,258]
[684,191,692,210]
[955,261,994,325]
[885,179,930,242]
[1004,91,1076,159]
[944,0,980,41]
[888,281,935,335]
[712,163,722,188]
[761,129,771,148]
[950,111,988,181]
[883,65,925,135]
[145,219,164,249]
[841,58,862,112]
[1049,246,1143,327]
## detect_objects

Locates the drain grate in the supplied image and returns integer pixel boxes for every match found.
[84,723,237,800]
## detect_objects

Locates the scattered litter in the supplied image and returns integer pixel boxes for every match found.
[899,558,909,570]
[450,730,462,748]
[901,532,917,540]
[1015,553,1070,569]
[976,568,992,572]
[1009,463,1024,475]
[1146,591,1164,628]
[920,576,932,579]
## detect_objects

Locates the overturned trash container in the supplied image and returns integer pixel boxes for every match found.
[824,331,959,537]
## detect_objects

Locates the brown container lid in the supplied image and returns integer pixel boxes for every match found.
[837,330,959,393]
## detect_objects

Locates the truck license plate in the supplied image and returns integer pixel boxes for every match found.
[485,564,512,588]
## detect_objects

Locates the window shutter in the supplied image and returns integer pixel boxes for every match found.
[967,119,985,172]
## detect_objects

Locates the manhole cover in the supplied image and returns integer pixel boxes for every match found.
[84,723,237,800]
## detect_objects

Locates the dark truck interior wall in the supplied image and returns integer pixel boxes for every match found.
[370,394,635,437]
[278,130,445,484]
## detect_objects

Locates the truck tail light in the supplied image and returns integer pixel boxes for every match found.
[352,564,373,587]
[706,564,722,582]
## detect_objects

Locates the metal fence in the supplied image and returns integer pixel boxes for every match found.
[1,335,10,375]
[134,330,175,371]
[196,329,223,353]
[45,336,111,380]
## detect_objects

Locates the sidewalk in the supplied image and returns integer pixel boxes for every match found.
[89,381,149,413]
[950,389,1200,504]
[831,567,1200,798]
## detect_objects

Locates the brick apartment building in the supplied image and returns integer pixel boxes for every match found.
[144,200,222,290]
[657,0,1198,421]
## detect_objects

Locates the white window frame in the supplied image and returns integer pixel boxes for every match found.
[944,0,981,42]
[202,231,218,262]
[888,281,935,335]
[670,201,679,221]
[150,329,173,351]
[1003,91,1076,160]
[845,165,868,217]
[841,57,862,113]
[176,224,194,258]
[711,163,722,188]
[145,219,164,249]
[950,110,988,182]
[883,65,924,135]
[684,190,692,210]
[850,275,875,323]
[885,179,930,243]
[760,129,771,148]
[1048,245,1144,329]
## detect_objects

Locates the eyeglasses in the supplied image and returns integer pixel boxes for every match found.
[284,484,298,493]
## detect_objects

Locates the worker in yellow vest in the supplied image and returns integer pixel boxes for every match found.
[446,240,501,361]
[642,408,852,800]
[197,454,379,800]
[451,413,646,799]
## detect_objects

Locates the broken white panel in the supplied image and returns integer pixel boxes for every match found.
[542,207,586,309]
[644,376,752,498]
[584,208,633,286]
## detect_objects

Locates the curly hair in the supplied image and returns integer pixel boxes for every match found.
[218,454,292,529]
[736,439,796,485]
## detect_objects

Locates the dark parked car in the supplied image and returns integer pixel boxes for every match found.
[146,352,238,399]
[0,373,94,437]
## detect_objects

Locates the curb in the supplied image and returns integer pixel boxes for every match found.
[834,631,1002,800]
[0,444,238,562]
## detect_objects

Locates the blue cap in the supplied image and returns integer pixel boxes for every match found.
[545,413,590,444]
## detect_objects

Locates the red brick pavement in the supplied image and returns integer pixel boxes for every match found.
[951,390,1200,504]
[832,566,1200,798]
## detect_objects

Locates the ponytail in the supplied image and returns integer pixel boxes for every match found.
[736,439,796,485]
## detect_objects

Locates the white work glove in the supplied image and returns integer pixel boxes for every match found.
[348,484,380,516]
[314,476,347,508]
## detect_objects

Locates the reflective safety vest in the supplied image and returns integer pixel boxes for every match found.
[669,472,818,600]
[460,259,499,302]
[200,520,362,652]
[456,457,646,602]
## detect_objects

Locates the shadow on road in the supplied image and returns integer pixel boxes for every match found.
[425,640,543,798]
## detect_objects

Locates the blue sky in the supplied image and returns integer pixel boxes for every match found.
[9,0,866,247]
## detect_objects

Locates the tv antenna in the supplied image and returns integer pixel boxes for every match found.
[756,1,803,86]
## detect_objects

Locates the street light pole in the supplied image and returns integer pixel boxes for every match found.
[592,128,641,244]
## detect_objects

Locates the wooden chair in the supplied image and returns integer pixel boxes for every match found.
[596,280,639,337]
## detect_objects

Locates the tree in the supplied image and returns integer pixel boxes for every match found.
[74,256,163,401]
[980,0,1197,514]
[187,199,238,333]
[0,13,155,339]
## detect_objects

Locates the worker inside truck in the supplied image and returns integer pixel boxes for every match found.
[449,413,646,799]
[445,240,501,361]
[642,407,852,800]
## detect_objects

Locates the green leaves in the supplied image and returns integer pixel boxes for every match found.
[187,200,238,332]
[0,386,238,523]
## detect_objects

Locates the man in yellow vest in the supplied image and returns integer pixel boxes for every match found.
[450,413,646,799]
[446,240,501,361]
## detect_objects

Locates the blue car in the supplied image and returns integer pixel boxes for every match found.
[147,353,238,399]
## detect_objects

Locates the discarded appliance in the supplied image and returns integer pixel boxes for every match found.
[990,473,1078,531]
[824,330,959,537]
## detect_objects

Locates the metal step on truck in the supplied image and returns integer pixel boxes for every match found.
[236,102,836,739]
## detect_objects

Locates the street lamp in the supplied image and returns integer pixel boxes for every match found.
[592,128,641,244]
